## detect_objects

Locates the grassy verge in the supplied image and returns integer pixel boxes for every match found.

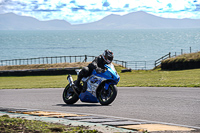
[161,52,200,70]
[164,51,200,63]
[0,62,90,71]
[0,115,98,133]
[0,67,200,89]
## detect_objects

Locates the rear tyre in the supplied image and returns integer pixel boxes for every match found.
[63,84,79,104]
[97,84,117,105]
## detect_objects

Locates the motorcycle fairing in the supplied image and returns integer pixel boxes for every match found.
[79,91,99,103]
[92,64,120,84]
[79,63,120,103]
[79,75,107,103]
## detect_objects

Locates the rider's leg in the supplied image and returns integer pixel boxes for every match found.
[75,67,90,89]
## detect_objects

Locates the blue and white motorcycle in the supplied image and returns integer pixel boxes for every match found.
[63,63,120,105]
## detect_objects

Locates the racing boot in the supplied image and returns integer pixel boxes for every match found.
[74,77,82,94]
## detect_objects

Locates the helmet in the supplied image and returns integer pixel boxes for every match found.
[102,50,114,64]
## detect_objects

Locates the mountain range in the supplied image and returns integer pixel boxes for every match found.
[0,11,200,30]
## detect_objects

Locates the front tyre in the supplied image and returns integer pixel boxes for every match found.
[97,84,117,105]
[63,84,79,104]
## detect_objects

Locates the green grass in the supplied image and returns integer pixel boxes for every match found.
[0,68,200,89]
[119,69,200,87]
[0,115,98,133]
[0,75,76,89]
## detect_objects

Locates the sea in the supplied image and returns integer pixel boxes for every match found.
[0,29,200,69]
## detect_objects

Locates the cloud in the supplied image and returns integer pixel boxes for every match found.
[0,0,200,24]
[0,0,5,4]
[195,4,200,10]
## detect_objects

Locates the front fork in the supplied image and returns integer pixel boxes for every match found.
[67,75,74,86]
[67,75,79,96]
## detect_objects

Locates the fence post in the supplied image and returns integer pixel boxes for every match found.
[181,49,183,55]
[190,47,191,53]
[84,55,87,62]
[135,62,137,70]
[169,52,171,58]
[64,56,66,63]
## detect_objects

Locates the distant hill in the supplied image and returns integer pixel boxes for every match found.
[0,13,72,30]
[75,11,200,29]
[1,11,200,30]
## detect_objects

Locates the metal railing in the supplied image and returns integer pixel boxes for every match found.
[155,52,171,67]
[126,61,147,70]
[0,55,128,68]
[1,47,198,70]
[154,47,199,68]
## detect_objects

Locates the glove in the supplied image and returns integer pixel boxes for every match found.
[96,68,105,74]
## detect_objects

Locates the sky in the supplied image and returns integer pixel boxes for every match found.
[0,0,200,24]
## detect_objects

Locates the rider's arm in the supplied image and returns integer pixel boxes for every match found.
[88,57,98,70]
[88,56,105,73]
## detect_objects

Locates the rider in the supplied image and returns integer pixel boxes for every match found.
[75,49,114,93]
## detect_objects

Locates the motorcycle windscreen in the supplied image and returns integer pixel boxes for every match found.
[79,91,99,103]
[104,63,120,83]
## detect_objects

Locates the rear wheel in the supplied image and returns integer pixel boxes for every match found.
[97,84,117,105]
[63,84,79,104]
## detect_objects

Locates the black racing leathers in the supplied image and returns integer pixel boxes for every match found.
[76,55,106,86]
[88,55,106,73]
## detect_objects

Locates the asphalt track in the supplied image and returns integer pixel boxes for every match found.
[0,87,200,128]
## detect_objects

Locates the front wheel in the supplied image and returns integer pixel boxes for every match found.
[63,84,79,104]
[97,84,117,105]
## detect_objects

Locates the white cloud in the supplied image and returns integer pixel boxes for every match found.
[1,0,200,24]
[0,0,4,3]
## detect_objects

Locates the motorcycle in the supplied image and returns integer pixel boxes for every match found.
[62,63,120,105]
